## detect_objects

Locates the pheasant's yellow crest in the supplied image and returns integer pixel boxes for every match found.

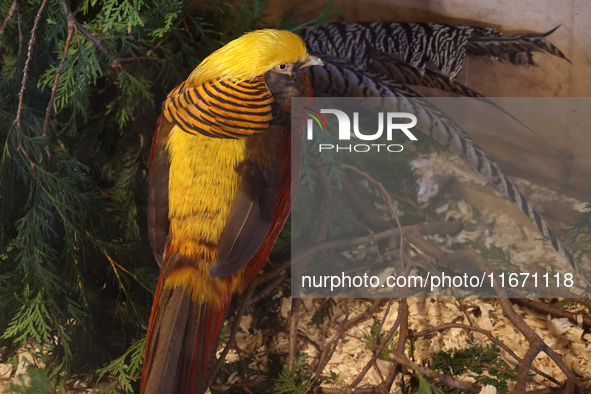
[188,29,308,85]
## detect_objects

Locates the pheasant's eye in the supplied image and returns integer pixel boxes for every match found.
[275,63,292,73]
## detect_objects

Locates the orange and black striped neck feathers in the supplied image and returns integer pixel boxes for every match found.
[163,29,308,139]
[163,76,274,138]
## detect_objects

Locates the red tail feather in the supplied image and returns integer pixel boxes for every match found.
[140,264,230,394]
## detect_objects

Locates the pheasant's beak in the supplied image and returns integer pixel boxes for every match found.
[301,54,324,68]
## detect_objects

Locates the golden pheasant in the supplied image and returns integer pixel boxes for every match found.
[140,29,322,394]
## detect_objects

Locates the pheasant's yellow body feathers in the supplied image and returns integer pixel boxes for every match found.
[166,126,245,259]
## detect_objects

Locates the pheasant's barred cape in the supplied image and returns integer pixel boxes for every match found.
[163,76,274,138]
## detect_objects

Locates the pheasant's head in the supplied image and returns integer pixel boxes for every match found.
[188,29,323,85]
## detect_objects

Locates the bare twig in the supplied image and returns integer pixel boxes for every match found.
[208,262,289,382]
[374,257,417,353]
[374,297,395,361]
[62,2,163,70]
[334,299,481,394]
[211,283,256,382]
[338,163,409,350]
[233,343,249,381]
[249,272,288,305]
[111,56,165,67]
[288,299,302,370]
[0,0,17,35]
[14,0,49,130]
[43,12,75,136]
[73,20,107,55]
[103,252,141,315]
[343,298,386,330]
[510,298,591,330]
[563,379,575,394]
[338,162,405,272]
[306,315,350,393]
[105,253,136,278]
[514,340,544,392]
[212,380,264,391]
[394,354,483,393]
[350,299,405,388]
[62,1,108,56]
[312,160,333,243]
[455,298,474,326]
[292,221,461,268]
[297,330,322,353]
[250,259,291,288]
[342,177,391,231]
[573,298,591,309]
[146,37,165,57]
[104,252,130,288]
[316,386,389,394]
[501,295,584,391]
[183,19,194,42]
[382,298,410,390]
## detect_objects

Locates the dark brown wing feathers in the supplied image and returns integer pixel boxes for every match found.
[148,116,174,267]
[210,157,281,278]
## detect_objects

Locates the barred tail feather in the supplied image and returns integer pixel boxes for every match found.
[369,52,536,134]
[302,22,568,83]
[467,26,570,65]
[309,60,591,288]
[370,52,485,98]
[309,59,421,98]
[302,22,496,80]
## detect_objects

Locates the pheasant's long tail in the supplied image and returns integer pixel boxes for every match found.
[140,265,229,394]
[301,22,568,81]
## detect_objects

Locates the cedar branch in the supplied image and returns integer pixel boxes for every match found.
[43,12,75,136]
[15,6,21,41]
[62,1,108,56]
[0,0,17,35]
[410,323,560,386]
[14,0,48,130]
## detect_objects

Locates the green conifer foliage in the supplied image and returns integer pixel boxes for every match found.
[0,0,338,389]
